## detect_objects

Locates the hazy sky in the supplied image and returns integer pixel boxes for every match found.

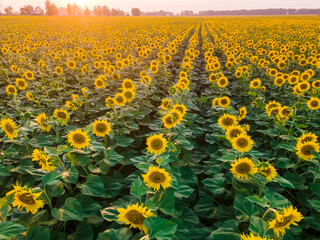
[1,0,320,13]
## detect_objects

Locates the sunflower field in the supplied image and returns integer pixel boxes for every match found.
[0,15,320,240]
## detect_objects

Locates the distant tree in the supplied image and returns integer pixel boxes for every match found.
[131,8,141,16]
[101,5,110,16]
[180,10,194,16]
[51,3,58,15]
[35,6,44,15]
[20,5,34,15]
[93,6,102,16]
[4,6,13,15]
[67,3,72,15]
[45,0,58,15]
[84,6,91,16]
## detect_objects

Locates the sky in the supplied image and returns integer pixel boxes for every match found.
[1,0,320,13]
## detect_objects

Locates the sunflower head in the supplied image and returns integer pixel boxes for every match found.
[122,79,134,90]
[6,85,17,96]
[218,96,230,108]
[161,99,171,111]
[105,97,116,108]
[68,129,91,149]
[35,113,51,132]
[123,89,135,102]
[230,157,256,179]
[231,134,254,153]
[257,162,277,181]
[0,118,18,140]
[142,166,172,191]
[117,203,154,234]
[298,132,318,144]
[238,106,247,121]
[114,93,126,106]
[295,140,319,161]
[53,109,70,124]
[32,149,56,172]
[92,119,111,137]
[226,125,246,141]
[172,104,187,117]
[307,97,320,110]
[218,114,238,130]
[146,134,167,155]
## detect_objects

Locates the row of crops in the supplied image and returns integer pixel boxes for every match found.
[0,16,320,240]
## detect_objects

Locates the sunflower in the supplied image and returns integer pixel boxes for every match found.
[212,97,220,107]
[209,73,217,83]
[117,203,154,234]
[0,118,18,140]
[217,77,228,88]
[81,87,90,98]
[142,166,172,191]
[53,109,70,124]
[295,140,319,161]
[123,89,135,102]
[67,60,76,69]
[94,77,106,89]
[161,99,171,111]
[297,81,310,92]
[249,79,261,89]
[68,129,91,149]
[230,157,256,179]
[238,106,247,121]
[226,125,246,141]
[15,78,27,90]
[172,104,187,117]
[265,101,281,114]
[218,114,238,130]
[6,183,45,214]
[105,97,116,108]
[26,92,34,101]
[24,70,34,80]
[146,134,167,155]
[268,206,303,237]
[114,93,126,106]
[288,75,299,85]
[307,97,320,110]
[32,149,56,172]
[122,79,134,90]
[257,162,277,181]
[312,80,320,88]
[92,119,111,137]
[241,232,270,240]
[232,134,254,152]
[162,113,177,129]
[218,96,230,108]
[55,66,63,75]
[298,132,318,144]
[66,101,77,111]
[6,84,17,96]
[35,113,51,132]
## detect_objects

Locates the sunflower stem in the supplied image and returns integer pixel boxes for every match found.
[43,186,53,211]
[18,126,31,155]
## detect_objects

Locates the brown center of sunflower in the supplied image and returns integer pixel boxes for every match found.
[57,112,67,119]
[125,210,145,225]
[222,117,234,126]
[149,171,165,183]
[97,80,103,86]
[236,138,248,147]
[96,123,107,132]
[151,139,163,150]
[235,162,250,173]
[124,91,133,99]
[39,155,47,165]
[165,116,173,124]
[124,82,133,88]
[5,123,14,134]
[302,137,313,143]
[8,87,15,93]
[275,215,293,228]
[73,133,85,144]
[230,129,241,138]
[220,99,228,105]
[19,193,36,205]
[301,144,315,156]
[26,73,32,78]
[219,79,226,85]
[116,96,124,103]
[253,81,259,86]
[300,83,308,90]
[310,100,319,108]
[276,79,283,84]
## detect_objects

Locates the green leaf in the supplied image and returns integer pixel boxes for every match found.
[310,183,320,197]
[144,217,178,240]
[202,175,225,195]
[249,216,269,237]
[176,136,194,150]
[66,152,90,166]
[51,197,84,221]
[41,171,62,185]
[308,199,320,213]
[80,174,106,197]
[218,153,237,162]
[75,194,102,217]
[104,150,124,167]
[70,222,93,240]
[245,195,267,208]
[130,177,146,198]
[274,176,295,189]
[97,228,132,240]
[100,207,119,221]
[26,226,50,240]
[115,136,134,147]
[234,194,259,216]
[210,233,240,240]
[64,166,78,184]
[0,221,26,239]
[0,164,10,176]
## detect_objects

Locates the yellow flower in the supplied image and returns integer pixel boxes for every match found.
[53,109,70,124]
[230,157,256,179]
[94,77,106,89]
[307,97,320,110]
[66,101,77,111]
[6,84,17,96]
[295,140,319,161]
[68,129,91,149]
[162,113,177,129]
[24,70,34,80]
[217,76,228,88]
[268,206,303,237]
[231,134,254,152]
[67,60,76,69]
[26,92,34,101]
[123,89,135,102]
[249,78,261,89]
[6,183,45,214]
[257,162,277,181]
[32,149,56,172]
[122,79,135,89]
[212,97,220,107]
[55,66,63,75]
[0,118,18,139]
[92,119,111,137]
[142,166,172,191]
[297,81,310,92]
[114,93,126,106]
[172,104,187,117]
[218,96,230,108]
[238,106,247,121]
[105,97,116,108]
[218,114,238,130]
[297,132,318,144]
[226,125,246,141]
[146,134,167,155]
[35,113,51,132]
[15,78,27,90]
[161,99,171,111]
[241,232,272,240]
[117,203,154,234]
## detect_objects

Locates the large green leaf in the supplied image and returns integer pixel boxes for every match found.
[26,226,50,240]
[249,216,269,237]
[51,197,84,221]
[0,221,26,239]
[234,194,259,216]
[97,228,132,240]
[144,217,178,240]
[130,176,147,198]
[115,136,134,147]
[81,174,107,197]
